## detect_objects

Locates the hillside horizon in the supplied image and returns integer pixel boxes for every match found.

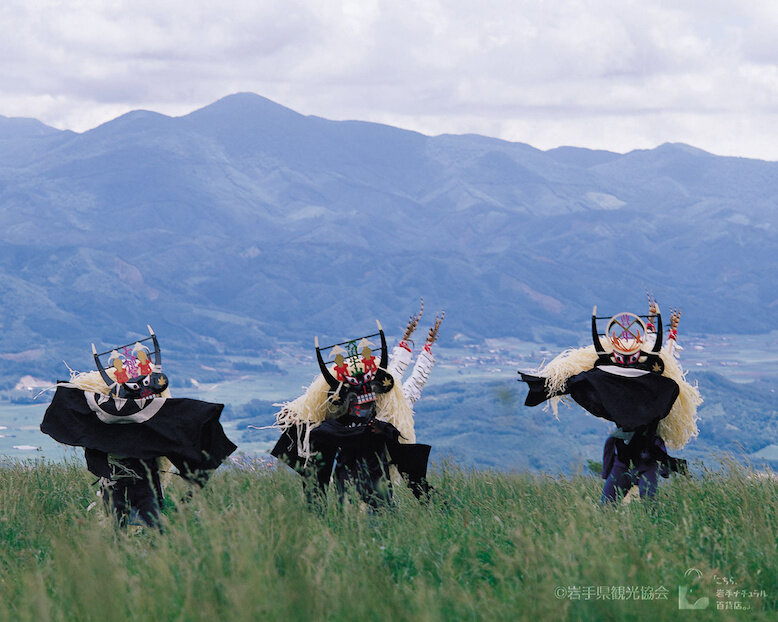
[1,91,775,369]
[1,93,747,162]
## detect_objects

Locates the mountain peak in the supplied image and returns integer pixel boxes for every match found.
[655,142,712,157]
[86,109,172,136]
[544,145,622,167]
[186,92,303,121]
[0,115,63,139]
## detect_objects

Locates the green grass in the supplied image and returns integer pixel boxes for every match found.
[0,459,775,621]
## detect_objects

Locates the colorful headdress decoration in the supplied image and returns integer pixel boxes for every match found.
[315,320,394,417]
[92,325,168,398]
[592,306,664,372]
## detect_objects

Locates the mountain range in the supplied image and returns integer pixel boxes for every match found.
[1,93,776,376]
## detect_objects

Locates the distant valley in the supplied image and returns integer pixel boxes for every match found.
[5,332,776,473]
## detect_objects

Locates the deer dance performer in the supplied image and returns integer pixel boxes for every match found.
[41,326,236,528]
[518,299,701,503]
[271,302,443,507]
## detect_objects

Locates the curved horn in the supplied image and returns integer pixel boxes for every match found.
[92,343,117,395]
[652,306,663,352]
[315,336,339,391]
[377,320,389,369]
[591,306,606,354]
[147,324,162,367]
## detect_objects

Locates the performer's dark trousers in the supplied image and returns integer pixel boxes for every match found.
[601,464,659,503]
[100,459,163,528]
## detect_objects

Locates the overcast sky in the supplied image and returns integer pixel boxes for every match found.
[3,1,778,160]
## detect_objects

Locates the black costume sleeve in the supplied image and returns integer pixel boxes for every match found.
[519,368,680,431]
[84,447,112,479]
[518,373,558,406]
[271,425,337,491]
[308,416,400,447]
[566,369,679,430]
[601,436,617,480]
[386,441,432,498]
[272,416,432,498]
[41,386,236,472]
[270,426,303,470]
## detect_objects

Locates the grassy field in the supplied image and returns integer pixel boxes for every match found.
[0,459,775,621]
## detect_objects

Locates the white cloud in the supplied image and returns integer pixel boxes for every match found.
[1,1,778,159]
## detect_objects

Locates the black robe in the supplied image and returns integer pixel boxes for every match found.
[520,367,679,430]
[41,386,237,479]
[271,414,431,506]
[520,366,687,475]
